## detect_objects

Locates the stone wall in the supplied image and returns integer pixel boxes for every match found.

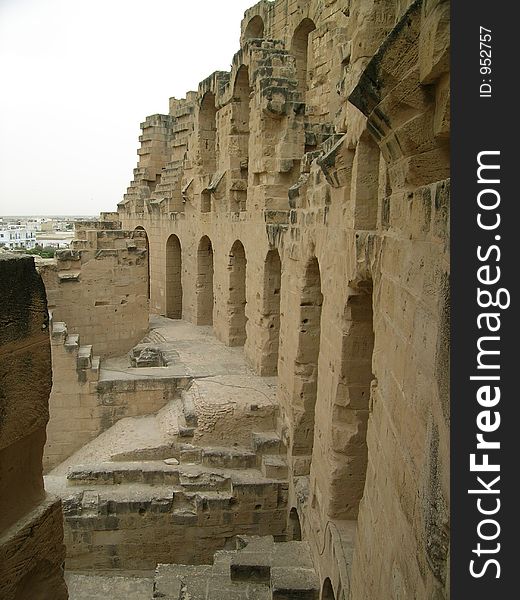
[0,253,67,599]
[55,471,288,571]
[101,0,447,598]
[43,317,177,473]
[39,224,149,359]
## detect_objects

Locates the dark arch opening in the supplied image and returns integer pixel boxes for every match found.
[227,240,247,346]
[196,236,214,325]
[199,92,217,176]
[352,131,380,230]
[322,578,336,600]
[135,226,150,300]
[231,65,251,211]
[288,507,302,541]
[262,248,282,375]
[291,18,317,98]
[329,281,374,519]
[244,15,264,40]
[293,256,322,457]
[166,234,182,319]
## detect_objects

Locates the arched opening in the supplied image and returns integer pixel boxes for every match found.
[166,234,182,319]
[262,249,282,375]
[351,132,380,230]
[291,18,317,98]
[329,281,374,519]
[288,507,302,541]
[322,578,336,600]
[292,257,322,457]
[201,189,211,213]
[199,92,217,175]
[135,226,150,300]
[227,240,247,346]
[196,236,214,326]
[244,15,264,40]
[231,65,251,211]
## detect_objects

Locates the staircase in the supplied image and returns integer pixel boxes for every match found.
[153,535,319,600]
[51,316,101,384]
[45,419,291,571]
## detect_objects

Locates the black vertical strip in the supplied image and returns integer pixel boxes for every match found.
[451,1,516,597]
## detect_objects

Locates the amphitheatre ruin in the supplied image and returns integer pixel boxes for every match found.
[0,0,450,598]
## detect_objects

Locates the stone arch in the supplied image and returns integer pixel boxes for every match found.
[230,65,251,211]
[292,256,322,458]
[196,235,214,326]
[322,578,335,600]
[166,234,182,319]
[244,15,264,40]
[329,280,374,519]
[135,226,150,300]
[201,189,212,213]
[261,248,282,375]
[288,507,302,541]
[199,92,217,174]
[226,240,247,346]
[291,18,317,97]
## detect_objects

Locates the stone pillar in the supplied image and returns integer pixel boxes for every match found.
[0,254,67,600]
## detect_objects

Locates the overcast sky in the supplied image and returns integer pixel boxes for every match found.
[0,0,254,216]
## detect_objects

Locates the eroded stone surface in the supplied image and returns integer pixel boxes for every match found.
[0,254,67,600]
[66,572,153,600]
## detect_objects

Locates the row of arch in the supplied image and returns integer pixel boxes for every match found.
[165,234,281,357]
[159,230,374,505]
[148,229,374,599]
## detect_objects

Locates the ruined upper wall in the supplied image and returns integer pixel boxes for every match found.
[118,0,428,226]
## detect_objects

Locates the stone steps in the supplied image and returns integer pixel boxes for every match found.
[50,317,100,383]
[261,455,288,480]
[63,458,285,493]
[65,572,154,600]
[251,431,283,456]
[65,461,183,487]
[46,464,289,571]
[153,536,319,600]
[202,446,257,470]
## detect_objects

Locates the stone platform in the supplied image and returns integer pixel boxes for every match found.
[45,317,290,572]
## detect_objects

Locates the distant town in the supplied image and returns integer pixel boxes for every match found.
[0,215,97,256]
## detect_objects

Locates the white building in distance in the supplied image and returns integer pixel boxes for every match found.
[0,226,36,249]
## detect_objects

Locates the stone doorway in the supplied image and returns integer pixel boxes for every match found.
[227,240,247,346]
[166,234,182,319]
[196,236,214,326]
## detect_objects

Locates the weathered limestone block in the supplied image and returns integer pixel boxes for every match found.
[0,254,67,599]
[0,255,51,528]
[0,495,67,600]
[419,0,450,84]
